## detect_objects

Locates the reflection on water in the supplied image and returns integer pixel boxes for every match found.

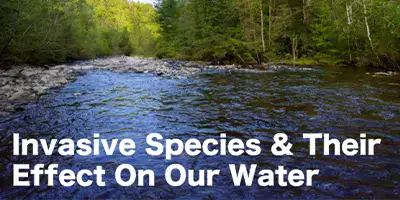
[0,66,399,199]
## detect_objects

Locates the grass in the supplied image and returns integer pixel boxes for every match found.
[274,57,345,67]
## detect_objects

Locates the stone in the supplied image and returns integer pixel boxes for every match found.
[1,84,12,91]
[33,86,49,95]
[7,66,24,77]
[9,90,28,100]
[21,68,40,77]
[0,111,10,117]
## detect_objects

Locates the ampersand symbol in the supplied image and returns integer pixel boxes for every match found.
[271,133,293,156]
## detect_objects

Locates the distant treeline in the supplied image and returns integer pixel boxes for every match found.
[0,0,159,66]
[155,0,400,69]
[1,0,399,70]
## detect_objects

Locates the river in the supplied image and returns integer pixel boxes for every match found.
[0,61,399,199]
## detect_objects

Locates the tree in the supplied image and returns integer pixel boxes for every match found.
[0,0,159,66]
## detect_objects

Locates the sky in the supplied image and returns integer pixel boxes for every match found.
[132,0,157,4]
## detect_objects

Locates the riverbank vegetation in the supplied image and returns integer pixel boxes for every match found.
[1,0,399,70]
[155,0,400,70]
[0,0,159,66]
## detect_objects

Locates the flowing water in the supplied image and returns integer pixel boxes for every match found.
[0,64,399,199]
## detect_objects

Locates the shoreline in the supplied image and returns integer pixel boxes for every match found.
[0,56,224,117]
[0,56,398,117]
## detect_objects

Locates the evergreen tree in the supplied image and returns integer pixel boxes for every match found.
[155,0,400,69]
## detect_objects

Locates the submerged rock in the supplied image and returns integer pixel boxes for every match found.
[367,71,399,76]
[0,111,9,117]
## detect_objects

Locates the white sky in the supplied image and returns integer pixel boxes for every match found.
[132,0,157,4]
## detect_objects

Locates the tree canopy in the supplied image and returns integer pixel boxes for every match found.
[0,0,159,66]
[1,0,399,70]
[155,0,400,69]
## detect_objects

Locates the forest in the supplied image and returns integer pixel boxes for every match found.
[0,0,159,65]
[156,0,400,69]
[1,0,399,70]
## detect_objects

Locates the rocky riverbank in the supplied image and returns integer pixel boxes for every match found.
[0,56,240,117]
[1,56,398,117]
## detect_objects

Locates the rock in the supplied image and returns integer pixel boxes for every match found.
[1,84,12,91]
[374,72,390,76]
[134,69,144,73]
[46,69,60,76]
[0,102,15,112]
[4,104,15,112]
[156,72,164,76]
[0,111,10,117]
[55,77,68,85]
[9,89,28,100]
[372,71,398,76]
[0,77,11,87]
[32,86,49,95]
[6,66,24,77]
[309,116,318,121]
[21,68,40,77]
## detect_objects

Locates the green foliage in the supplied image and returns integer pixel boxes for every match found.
[0,0,159,66]
[156,0,400,69]
[1,0,399,70]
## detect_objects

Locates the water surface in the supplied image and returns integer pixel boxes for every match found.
[0,66,399,199]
